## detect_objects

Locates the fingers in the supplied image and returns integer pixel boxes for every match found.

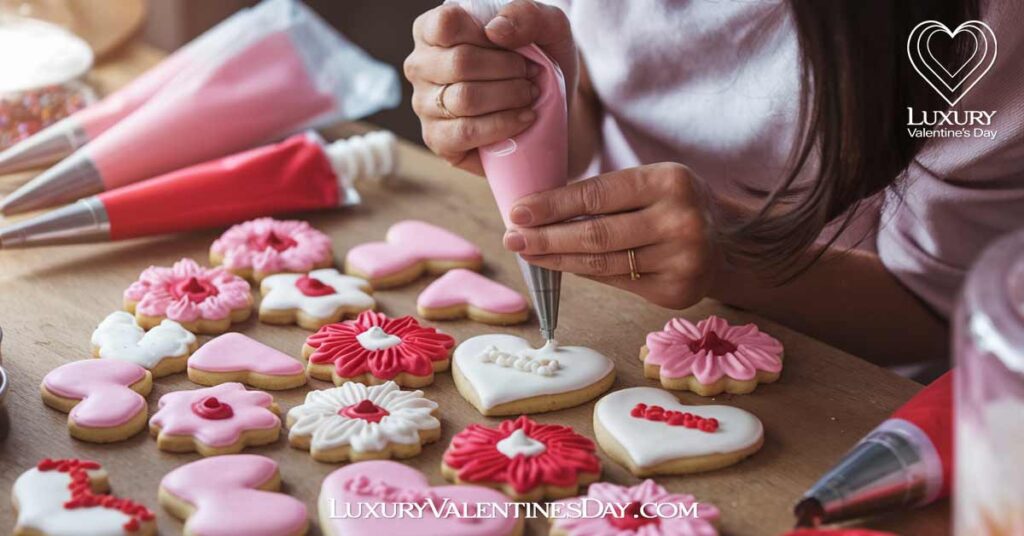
[414,5,492,48]
[414,79,537,118]
[518,243,654,277]
[484,1,577,70]
[406,44,529,85]
[422,107,536,159]
[504,210,658,255]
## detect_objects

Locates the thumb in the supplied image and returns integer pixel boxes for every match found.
[483,0,578,92]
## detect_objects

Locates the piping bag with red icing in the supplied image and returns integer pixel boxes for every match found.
[0,130,395,248]
[444,0,569,342]
[795,370,953,527]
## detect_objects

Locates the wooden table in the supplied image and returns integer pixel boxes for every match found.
[0,42,949,535]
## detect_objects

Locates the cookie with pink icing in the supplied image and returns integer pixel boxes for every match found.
[210,217,334,282]
[187,333,307,390]
[41,359,153,443]
[159,454,309,536]
[319,460,522,536]
[417,269,529,325]
[91,311,198,378]
[149,382,282,456]
[641,315,784,396]
[123,258,253,335]
[594,387,764,476]
[344,220,483,288]
[259,268,375,330]
[13,458,157,536]
[550,479,720,536]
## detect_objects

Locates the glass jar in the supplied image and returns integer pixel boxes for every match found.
[954,228,1024,535]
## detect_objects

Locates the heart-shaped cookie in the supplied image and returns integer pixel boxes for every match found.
[187,333,307,390]
[91,311,198,378]
[319,461,521,536]
[417,269,529,325]
[453,335,615,416]
[594,387,764,476]
[344,220,483,288]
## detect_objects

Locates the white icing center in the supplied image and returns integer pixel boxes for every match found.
[480,345,560,376]
[357,326,402,351]
[496,429,546,458]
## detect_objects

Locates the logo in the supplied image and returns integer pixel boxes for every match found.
[907,20,997,107]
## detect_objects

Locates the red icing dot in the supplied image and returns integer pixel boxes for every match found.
[37,458,153,532]
[252,231,297,252]
[173,276,218,302]
[606,501,660,530]
[341,399,390,423]
[687,329,738,356]
[191,396,234,420]
[630,403,717,433]
[296,275,337,297]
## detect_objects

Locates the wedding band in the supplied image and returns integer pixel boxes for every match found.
[628,249,640,280]
[436,83,457,119]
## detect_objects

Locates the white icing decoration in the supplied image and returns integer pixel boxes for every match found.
[13,467,131,535]
[454,334,614,409]
[496,429,546,458]
[595,386,763,468]
[287,381,439,452]
[260,269,374,320]
[356,326,402,351]
[91,311,196,369]
[479,345,561,376]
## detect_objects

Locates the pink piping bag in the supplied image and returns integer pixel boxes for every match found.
[1,0,400,216]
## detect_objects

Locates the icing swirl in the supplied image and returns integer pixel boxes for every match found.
[645,315,783,383]
[123,258,252,323]
[210,218,333,275]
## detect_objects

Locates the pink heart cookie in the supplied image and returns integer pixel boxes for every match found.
[344,220,483,288]
[159,454,309,536]
[319,460,521,536]
[41,359,153,443]
[417,269,529,325]
[187,332,307,390]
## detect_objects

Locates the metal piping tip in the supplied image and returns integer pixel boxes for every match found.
[517,256,561,344]
[0,152,103,216]
[0,118,87,175]
[0,197,110,248]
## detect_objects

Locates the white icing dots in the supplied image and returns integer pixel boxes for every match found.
[357,326,402,351]
[496,429,546,458]
[479,345,560,376]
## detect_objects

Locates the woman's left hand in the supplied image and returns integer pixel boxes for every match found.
[503,163,719,309]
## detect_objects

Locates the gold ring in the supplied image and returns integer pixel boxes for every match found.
[628,248,640,280]
[436,83,457,119]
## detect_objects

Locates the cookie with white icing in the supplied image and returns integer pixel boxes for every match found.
[287,381,440,462]
[91,311,198,378]
[452,334,615,416]
[259,269,375,330]
[41,359,153,443]
[593,387,764,476]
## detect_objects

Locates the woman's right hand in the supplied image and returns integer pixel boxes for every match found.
[405,0,577,176]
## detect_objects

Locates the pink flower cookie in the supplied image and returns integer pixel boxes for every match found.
[159,455,309,536]
[417,269,529,325]
[149,382,282,456]
[13,458,156,536]
[640,315,784,396]
[344,220,483,288]
[259,268,375,330]
[187,333,307,390]
[210,217,334,282]
[123,258,253,335]
[302,310,456,388]
[41,359,153,443]
[441,415,602,502]
[319,461,521,536]
[551,479,720,536]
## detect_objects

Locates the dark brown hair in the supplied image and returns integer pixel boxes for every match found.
[726,0,980,278]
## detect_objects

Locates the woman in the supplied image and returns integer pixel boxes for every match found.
[403,0,1022,366]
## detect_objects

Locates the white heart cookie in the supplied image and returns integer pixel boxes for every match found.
[453,334,615,416]
[594,386,764,476]
[91,311,197,378]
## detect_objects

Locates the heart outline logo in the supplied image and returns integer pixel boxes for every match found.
[907,20,997,107]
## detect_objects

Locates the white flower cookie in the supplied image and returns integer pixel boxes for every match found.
[259,269,375,330]
[91,311,198,378]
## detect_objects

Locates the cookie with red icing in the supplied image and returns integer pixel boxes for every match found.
[259,268,375,330]
[641,315,783,396]
[41,359,153,443]
[344,220,483,288]
[210,217,334,282]
[441,415,601,501]
[302,310,456,388]
[12,458,156,536]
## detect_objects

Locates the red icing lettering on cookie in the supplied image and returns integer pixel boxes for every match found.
[340,399,390,423]
[631,403,718,433]
[296,275,336,297]
[192,396,234,420]
[37,458,154,532]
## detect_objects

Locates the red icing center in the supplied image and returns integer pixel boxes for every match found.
[340,399,390,423]
[37,458,155,532]
[296,275,336,297]
[631,403,719,433]
[191,396,234,420]
[251,231,297,252]
[607,501,661,530]
[687,330,737,356]
[173,276,218,302]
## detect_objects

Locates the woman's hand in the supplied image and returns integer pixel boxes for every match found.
[404,0,577,175]
[504,163,719,309]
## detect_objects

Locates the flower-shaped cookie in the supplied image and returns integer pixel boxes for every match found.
[210,217,334,281]
[302,310,455,388]
[641,315,783,396]
[441,415,601,501]
[149,382,281,456]
[287,381,440,462]
[123,258,253,334]
[259,268,375,330]
[551,479,720,536]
